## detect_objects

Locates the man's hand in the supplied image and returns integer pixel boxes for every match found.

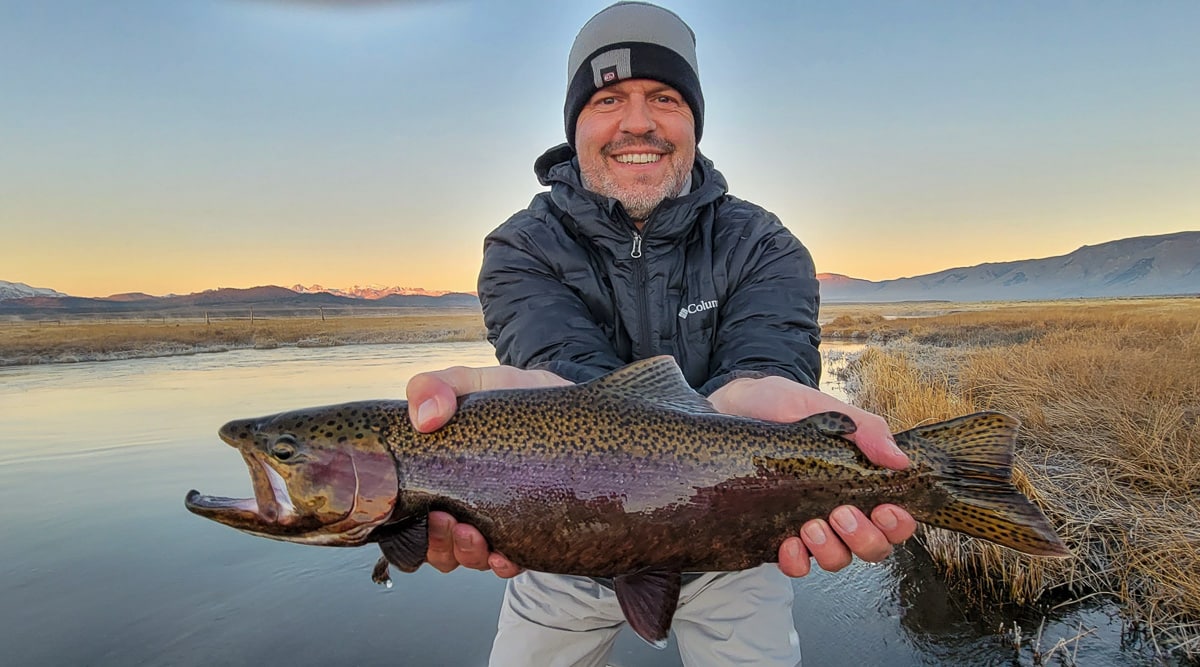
[707,375,918,577]
[406,365,571,577]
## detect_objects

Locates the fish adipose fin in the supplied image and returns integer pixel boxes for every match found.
[583,356,718,415]
[370,515,430,585]
[803,411,858,436]
[613,569,682,649]
[902,412,1071,558]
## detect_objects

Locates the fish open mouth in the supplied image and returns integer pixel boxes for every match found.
[185,451,297,533]
[186,409,399,546]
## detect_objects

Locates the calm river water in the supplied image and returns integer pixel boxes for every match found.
[0,341,1148,665]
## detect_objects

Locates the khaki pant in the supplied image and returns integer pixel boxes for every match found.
[488,565,801,667]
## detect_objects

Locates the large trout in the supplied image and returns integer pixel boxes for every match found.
[185,356,1069,646]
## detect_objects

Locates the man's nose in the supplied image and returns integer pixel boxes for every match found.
[619,96,656,135]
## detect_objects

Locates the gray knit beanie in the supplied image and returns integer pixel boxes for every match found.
[564,1,703,147]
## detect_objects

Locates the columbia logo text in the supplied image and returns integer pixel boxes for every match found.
[678,299,719,319]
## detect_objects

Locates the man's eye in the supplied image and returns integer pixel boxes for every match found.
[598,97,617,105]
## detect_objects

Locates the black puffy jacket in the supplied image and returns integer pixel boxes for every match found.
[478,143,822,395]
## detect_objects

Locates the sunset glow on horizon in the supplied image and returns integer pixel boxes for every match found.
[3,1,1197,298]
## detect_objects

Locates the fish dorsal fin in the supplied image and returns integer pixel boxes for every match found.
[613,569,682,648]
[802,411,858,437]
[370,515,429,586]
[582,356,717,414]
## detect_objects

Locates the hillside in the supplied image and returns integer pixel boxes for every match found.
[819,232,1198,302]
[0,285,480,316]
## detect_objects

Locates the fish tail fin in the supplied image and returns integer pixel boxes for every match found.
[899,412,1071,558]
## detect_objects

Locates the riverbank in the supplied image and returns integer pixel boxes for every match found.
[0,301,993,366]
[0,309,487,365]
[825,296,1200,661]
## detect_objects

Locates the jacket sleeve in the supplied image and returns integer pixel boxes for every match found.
[698,216,822,395]
[477,220,625,384]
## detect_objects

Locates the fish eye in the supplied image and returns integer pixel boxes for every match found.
[270,435,298,461]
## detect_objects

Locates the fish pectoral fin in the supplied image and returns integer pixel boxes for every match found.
[613,569,682,649]
[373,515,429,575]
[802,411,858,437]
[371,556,392,587]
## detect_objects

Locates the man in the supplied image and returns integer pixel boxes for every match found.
[405,2,917,665]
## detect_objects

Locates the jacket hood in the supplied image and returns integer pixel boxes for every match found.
[532,143,728,250]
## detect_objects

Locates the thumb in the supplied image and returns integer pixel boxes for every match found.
[406,374,463,432]
[849,419,909,470]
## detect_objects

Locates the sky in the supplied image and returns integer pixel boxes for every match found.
[2,0,1197,297]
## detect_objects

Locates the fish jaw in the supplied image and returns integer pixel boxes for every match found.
[186,406,401,546]
[184,449,299,533]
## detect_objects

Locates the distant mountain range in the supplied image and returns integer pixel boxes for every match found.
[2,232,1196,314]
[0,284,480,316]
[819,231,1198,302]
[290,284,456,299]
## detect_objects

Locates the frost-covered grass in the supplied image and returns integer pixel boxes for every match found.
[838,296,1200,660]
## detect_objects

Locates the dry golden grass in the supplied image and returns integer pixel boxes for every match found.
[837,297,1200,658]
[0,310,487,365]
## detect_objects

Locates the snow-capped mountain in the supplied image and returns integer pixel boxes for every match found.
[0,280,67,301]
[290,284,461,299]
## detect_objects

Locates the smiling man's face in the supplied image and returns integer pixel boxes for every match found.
[575,78,696,223]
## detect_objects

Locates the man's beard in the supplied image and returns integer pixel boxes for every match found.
[581,134,692,221]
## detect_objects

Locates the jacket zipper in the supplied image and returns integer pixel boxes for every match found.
[630,231,652,355]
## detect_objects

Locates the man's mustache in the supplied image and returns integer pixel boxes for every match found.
[601,134,676,156]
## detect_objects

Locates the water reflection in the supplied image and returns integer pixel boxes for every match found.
[0,341,1138,666]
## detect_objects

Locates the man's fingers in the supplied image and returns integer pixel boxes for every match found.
[828,506,893,563]
[488,553,524,579]
[406,366,481,432]
[801,518,853,572]
[871,504,917,545]
[406,366,571,433]
[707,376,909,471]
[426,511,460,573]
[451,523,493,570]
[426,511,523,577]
[776,536,812,578]
[845,412,909,470]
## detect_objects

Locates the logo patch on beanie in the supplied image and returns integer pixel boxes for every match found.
[591,48,631,88]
